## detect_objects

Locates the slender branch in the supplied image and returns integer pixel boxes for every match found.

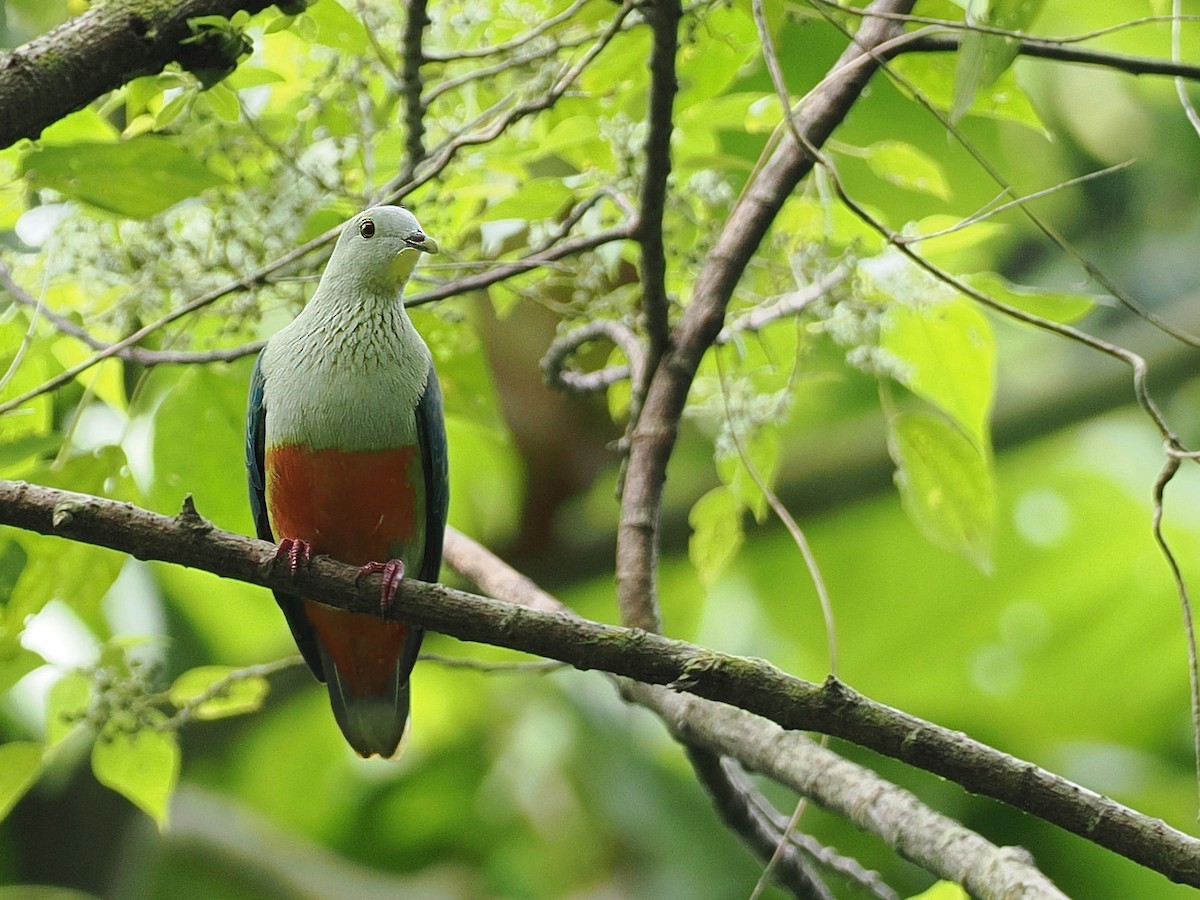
[1152,454,1200,811]
[376,0,640,203]
[810,0,1200,53]
[422,18,626,106]
[715,758,899,900]
[893,31,1200,81]
[0,223,341,416]
[0,0,281,149]
[843,10,1200,352]
[684,746,834,900]
[637,0,681,370]
[399,0,430,183]
[1,483,1149,888]
[423,0,592,62]
[406,224,637,307]
[541,319,647,417]
[1,260,263,366]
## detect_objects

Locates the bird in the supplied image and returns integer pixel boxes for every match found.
[245,205,447,758]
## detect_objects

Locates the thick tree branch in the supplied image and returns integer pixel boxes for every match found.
[3,479,1197,887]
[0,0,284,150]
[616,0,910,666]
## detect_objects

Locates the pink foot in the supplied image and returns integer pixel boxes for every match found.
[358,559,405,614]
[275,538,313,573]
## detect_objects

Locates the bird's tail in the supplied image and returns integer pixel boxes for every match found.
[305,602,423,758]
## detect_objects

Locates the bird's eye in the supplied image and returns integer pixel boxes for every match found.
[359,219,375,239]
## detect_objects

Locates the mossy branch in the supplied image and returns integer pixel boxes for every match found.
[0,0,285,149]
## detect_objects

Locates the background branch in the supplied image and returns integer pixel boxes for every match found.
[447,530,1062,898]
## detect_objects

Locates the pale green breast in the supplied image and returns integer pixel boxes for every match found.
[261,306,432,454]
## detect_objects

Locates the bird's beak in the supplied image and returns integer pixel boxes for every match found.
[405,233,439,254]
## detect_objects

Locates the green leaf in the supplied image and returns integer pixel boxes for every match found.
[265,13,297,34]
[150,360,256,533]
[894,54,1047,135]
[12,447,136,625]
[168,665,269,720]
[92,712,180,828]
[909,880,970,900]
[21,136,227,219]
[301,0,368,52]
[717,428,781,523]
[967,271,1095,324]
[862,141,951,200]
[0,319,55,446]
[46,672,93,747]
[0,742,43,822]
[0,647,40,696]
[198,82,241,122]
[881,297,995,446]
[688,486,745,587]
[888,411,995,572]
[484,178,574,221]
[951,0,1045,123]
[37,107,119,145]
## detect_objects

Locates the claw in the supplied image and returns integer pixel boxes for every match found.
[274,537,313,573]
[358,559,406,614]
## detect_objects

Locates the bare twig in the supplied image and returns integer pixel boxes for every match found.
[899,31,1200,81]
[541,319,648,418]
[637,0,681,371]
[377,0,640,203]
[1174,0,1200,138]
[1153,452,1200,812]
[423,0,592,62]
[422,18,628,106]
[405,223,637,307]
[399,0,430,183]
[812,0,1200,56]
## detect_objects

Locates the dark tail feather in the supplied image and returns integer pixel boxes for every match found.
[316,641,412,759]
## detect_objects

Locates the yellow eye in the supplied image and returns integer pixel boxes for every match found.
[359,219,375,239]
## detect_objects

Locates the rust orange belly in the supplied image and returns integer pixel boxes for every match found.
[264,443,421,565]
[264,443,422,696]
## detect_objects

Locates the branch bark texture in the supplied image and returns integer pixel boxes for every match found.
[2,479,1197,888]
[0,0,283,149]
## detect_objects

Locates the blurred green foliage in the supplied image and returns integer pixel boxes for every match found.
[1,0,1200,897]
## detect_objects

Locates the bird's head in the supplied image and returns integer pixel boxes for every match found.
[329,205,439,295]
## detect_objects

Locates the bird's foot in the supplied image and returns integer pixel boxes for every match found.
[274,537,313,573]
[358,559,406,614]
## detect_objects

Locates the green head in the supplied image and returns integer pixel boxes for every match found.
[326,205,439,296]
